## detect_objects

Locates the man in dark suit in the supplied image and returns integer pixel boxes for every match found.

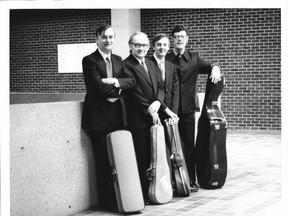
[149,33,180,191]
[149,33,179,124]
[81,24,133,210]
[122,31,176,203]
[166,25,221,192]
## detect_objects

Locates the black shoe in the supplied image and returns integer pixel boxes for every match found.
[145,199,152,205]
[190,182,199,192]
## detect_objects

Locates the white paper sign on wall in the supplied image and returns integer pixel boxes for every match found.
[57,43,96,73]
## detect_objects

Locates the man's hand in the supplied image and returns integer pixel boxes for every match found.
[102,78,120,88]
[210,66,221,84]
[102,78,116,85]
[147,100,161,114]
[165,108,179,125]
[150,112,161,125]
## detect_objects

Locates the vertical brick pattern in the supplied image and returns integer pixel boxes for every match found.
[10,9,111,93]
[141,9,281,130]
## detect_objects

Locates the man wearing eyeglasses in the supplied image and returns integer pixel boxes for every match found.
[122,31,171,203]
[166,25,221,192]
[81,24,134,210]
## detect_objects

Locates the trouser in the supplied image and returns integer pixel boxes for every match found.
[178,112,196,183]
[129,127,151,201]
[87,130,118,211]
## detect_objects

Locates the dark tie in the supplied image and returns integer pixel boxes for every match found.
[106,57,113,78]
[175,53,182,68]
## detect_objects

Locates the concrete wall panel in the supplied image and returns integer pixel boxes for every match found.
[10,102,97,216]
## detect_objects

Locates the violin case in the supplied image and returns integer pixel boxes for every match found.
[106,130,145,212]
[146,124,173,204]
[164,121,191,197]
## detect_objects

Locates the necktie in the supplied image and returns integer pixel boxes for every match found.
[176,53,182,69]
[159,60,165,81]
[141,60,150,79]
[106,57,113,78]
[105,56,118,103]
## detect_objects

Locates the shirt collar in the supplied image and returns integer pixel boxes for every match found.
[98,48,111,61]
[173,49,185,56]
[132,54,145,65]
[173,49,188,61]
[153,54,164,66]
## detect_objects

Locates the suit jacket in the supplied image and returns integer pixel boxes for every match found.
[149,56,179,114]
[122,54,165,128]
[81,49,134,130]
[166,50,214,115]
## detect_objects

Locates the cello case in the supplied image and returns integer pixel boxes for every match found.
[164,121,190,197]
[106,130,145,213]
[195,74,227,189]
[146,124,173,204]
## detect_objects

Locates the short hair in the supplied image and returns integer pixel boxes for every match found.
[152,33,169,47]
[96,24,113,37]
[128,31,149,45]
[171,25,188,36]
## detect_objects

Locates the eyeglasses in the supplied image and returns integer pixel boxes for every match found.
[173,35,187,40]
[131,43,149,49]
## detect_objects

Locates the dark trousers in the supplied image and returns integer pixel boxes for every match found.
[85,101,124,211]
[178,112,196,183]
[87,130,118,211]
[129,127,151,201]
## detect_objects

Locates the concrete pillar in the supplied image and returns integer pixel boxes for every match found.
[111,9,141,59]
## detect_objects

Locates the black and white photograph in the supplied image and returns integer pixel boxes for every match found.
[1,0,288,216]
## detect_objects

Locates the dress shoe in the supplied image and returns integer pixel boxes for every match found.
[145,199,152,205]
[190,182,199,192]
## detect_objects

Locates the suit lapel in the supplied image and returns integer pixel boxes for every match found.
[111,54,121,78]
[129,55,152,86]
[93,49,107,78]
[136,63,153,85]
[146,60,158,92]
[164,62,172,88]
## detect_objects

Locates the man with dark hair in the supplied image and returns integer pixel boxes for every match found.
[150,33,179,124]
[81,24,133,210]
[166,24,221,192]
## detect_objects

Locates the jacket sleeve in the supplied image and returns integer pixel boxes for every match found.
[82,56,120,98]
[117,61,136,90]
[122,63,152,114]
[196,52,214,75]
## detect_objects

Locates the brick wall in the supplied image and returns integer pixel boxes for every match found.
[10,9,110,93]
[10,9,281,130]
[141,9,281,130]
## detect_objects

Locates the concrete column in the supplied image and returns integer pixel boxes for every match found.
[111,9,141,59]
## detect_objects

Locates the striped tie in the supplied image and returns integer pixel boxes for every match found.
[141,60,150,79]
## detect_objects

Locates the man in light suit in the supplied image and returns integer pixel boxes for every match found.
[166,24,221,192]
[122,31,176,203]
[81,24,133,211]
